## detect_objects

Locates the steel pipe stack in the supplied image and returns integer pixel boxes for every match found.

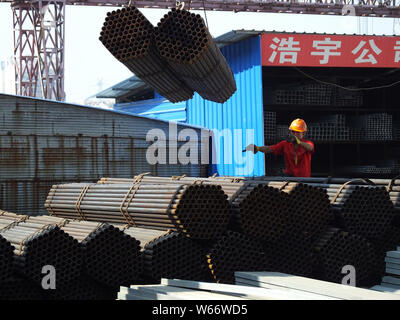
[206,231,267,284]
[262,234,317,278]
[99,6,194,102]
[0,218,82,287]
[58,219,142,288]
[154,8,236,103]
[141,230,210,282]
[45,182,231,240]
[325,185,395,241]
[0,275,45,300]
[229,182,289,241]
[314,228,377,287]
[252,180,332,239]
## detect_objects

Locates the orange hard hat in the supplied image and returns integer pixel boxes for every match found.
[289,118,307,132]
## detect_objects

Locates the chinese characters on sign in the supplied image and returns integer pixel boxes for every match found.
[261,34,400,68]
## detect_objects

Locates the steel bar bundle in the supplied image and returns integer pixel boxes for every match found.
[141,230,210,282]
[262,234,317,278]
[206,230,267,284]
[99,6,194,102]
[0,217,82,287]
[314,228,377,287]
[154,8,236,103]
[45,182,231,240]
[58,220,142,288]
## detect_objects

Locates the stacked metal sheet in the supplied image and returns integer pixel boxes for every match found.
[99,6,194,102]
[154,8,236,103]
[235,271,399,300]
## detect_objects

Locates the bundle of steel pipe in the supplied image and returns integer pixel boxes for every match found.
[141,230,210,282]
[99,6,194,102]
[59,219,142,288]
[330,186,395,241]
[46,274,117,300]
[0,211,23,284]
[0,234,14,284]
[248,180,332,239]
[98,175,245,200]
[206,231,267,284]
[229,182,290,241]
[0,275,45,300]
[45,182,231,240]
[314,228,377,287]
[154,8,236,103]
[262,234,317,278]
[0,217,82,287]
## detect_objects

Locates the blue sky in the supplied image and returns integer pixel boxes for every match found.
[0,3,399,104]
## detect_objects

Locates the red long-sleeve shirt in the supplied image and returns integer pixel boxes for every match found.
[269,139,315,177]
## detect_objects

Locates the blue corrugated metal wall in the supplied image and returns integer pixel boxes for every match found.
[187,36,264,177]
[114,98,187,122]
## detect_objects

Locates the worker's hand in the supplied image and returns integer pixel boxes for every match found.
[286,133,295,143]
[245,144,259,154]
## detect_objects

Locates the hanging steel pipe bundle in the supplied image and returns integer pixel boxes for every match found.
[99,6,194,102]
[314,228,377,287]
[154,8,236,103]
[0,217,82,287]
[206,231,267,284]
[141,230,210,282]
[262,234,317,278]
[45,182,231,240]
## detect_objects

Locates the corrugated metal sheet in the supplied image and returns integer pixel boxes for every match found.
[186,35,264,177]
[0,94,209,215]
[114,98,186,122]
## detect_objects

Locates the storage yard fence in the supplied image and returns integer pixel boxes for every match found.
[1,174,400,299]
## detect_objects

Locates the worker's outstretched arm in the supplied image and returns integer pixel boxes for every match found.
[245,144,273,154]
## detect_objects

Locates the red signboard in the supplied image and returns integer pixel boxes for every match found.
[261,33,400,68]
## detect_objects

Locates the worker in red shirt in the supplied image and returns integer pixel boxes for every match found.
[246,119,314,177]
